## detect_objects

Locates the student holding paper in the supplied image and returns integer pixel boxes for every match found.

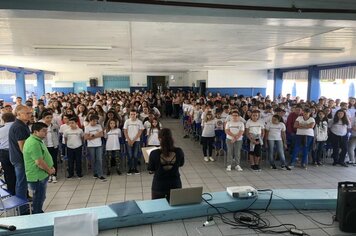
[147,128,185,200]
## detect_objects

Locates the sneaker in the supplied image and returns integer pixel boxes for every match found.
[204,157,209,162]
[251,165,256,170]
[340,163,349,167]
[288,165,294,169]
[235,165,243,172]
[209,157,215,162]
[99,176,107,182]
[127,169,133,176]
[93,174,99,179]
[271,164,277,170]
[317,162,323,166]
[226,165,232,171]
[52,176,57,183]
[301,164,308,170]
[67,175,73,179]
[255,165,262,172]
[353,163,356,167]
[281,166,291,171]
[77,175,83,179]
[48,176,52,183]
[133,169,140,175]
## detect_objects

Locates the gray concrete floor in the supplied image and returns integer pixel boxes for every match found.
[42,118,355,236]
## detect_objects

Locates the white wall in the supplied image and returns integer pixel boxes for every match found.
[53,72,103,87]
[187,71,208,87]
[130,72,187,87]
[207,70,268,88]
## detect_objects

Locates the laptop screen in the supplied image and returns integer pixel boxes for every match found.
[169,187,203,206]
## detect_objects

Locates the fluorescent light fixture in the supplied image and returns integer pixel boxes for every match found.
[227,59,272,63]
[87,64,123,66]
[277,47,344,53]
[203,65,236,68]
[33,45,112,50]
[71,59,119,63]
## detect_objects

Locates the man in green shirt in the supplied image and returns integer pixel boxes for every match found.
[23,122,55,214]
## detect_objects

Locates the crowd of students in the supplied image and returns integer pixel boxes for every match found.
[0,90,355,183]
[180,92,356,171]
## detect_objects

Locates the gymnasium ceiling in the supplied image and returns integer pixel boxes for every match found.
[1,0,356,73]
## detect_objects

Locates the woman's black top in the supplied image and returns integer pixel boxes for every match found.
[147,147,185,192]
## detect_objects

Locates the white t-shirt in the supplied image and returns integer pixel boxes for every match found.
[85,124,103,147]
[246,119,265,139]
[295,116,315,137]
[59,124,70,143]
[201,120,216,137]
[225,121,245,140]
[123,119,144,141]
[147,128,160,146]
[215,118,224,130]
[64,128,83,149]
[266,122,286,140]
[105,128,121,151]
[329,120,349,136]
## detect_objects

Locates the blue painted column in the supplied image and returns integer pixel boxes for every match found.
[307,65,320,102]
[273,69,283,99]
[15,68,26,101]
[36,71,45,97]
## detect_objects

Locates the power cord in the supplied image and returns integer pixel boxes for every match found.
[272,193,336,227]
[200,189,313,235]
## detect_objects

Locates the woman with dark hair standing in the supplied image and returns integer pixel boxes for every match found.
[329,109,350,167]
[147,128,185,200]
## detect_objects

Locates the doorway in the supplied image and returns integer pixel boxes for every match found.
[147,76,167,93]
[198,80,206,96]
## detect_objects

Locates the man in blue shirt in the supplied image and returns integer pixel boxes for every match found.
[8,105,31,214]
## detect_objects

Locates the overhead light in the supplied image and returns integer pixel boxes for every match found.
[203,65,236,68]
[71,59,119,63]
[227,59,272,63]
[277,47,344,53]
[87,64,123,67]
[33,45,112,50]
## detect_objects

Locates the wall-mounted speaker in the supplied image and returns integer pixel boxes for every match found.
[89,78,98,87]
[336,182,356,233]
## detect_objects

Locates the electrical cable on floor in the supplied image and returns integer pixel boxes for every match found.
[272,193,336,226]
[201,189,315,235]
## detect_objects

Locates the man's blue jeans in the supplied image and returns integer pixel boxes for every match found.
[13,162,28,214]
[28,177,48,214]
[126,141,140,169]
[88,146,103,177]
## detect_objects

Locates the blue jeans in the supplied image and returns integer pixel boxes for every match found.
[290,135,314,166]
[88,146,103,177]
[126,141,140,169]
[268,140,287,166]
[312,141,326,163]
[28,177,48,214]
[13,162,28,214]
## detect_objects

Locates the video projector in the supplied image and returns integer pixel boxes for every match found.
[226,186,258,199]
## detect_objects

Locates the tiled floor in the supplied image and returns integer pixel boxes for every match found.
[42,118,355,235]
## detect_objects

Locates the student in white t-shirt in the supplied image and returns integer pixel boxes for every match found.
[64,117,84,178]
[147,118,161,147]
[290,108,315,169]
[265,115,290,170]
[84,114,106,181]
[225,110,244,172]
[201,111,216,162]
[123,109,144,175]
[59,114,71,158]
[105,119,122,175]
[245,110,265,171]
